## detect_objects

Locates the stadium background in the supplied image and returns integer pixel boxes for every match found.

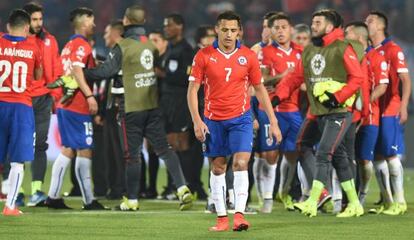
[1,0,413,166]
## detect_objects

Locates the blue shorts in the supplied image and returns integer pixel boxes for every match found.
[375,116,404,157]
[256,109,277,152]
[0,102,35,163]
[276,111,303,152]
[203,111,253,157]
[57,109,93,149]
[356,125,379,161]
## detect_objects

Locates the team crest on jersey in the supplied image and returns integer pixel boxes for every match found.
[238,56,247,65]
[379,50,385,56]
[44,38,50,46]
[266,137,273,146]
[311,54,326,75]
[86,136,93,146]
[398,51,405,60]
[296,53,301,60]
[76,46,85,58]
[140,49,154,70]
[168,59,178,72]
[381,61,388,71]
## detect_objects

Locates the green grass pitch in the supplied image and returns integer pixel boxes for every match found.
[0,164,413,240]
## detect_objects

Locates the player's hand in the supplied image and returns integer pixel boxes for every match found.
[253,119,259,130]
[280,66,295,79]
[399,105,408,124]
[320,91,340,108]
[87,96,98,115]
[270,121,282,144]
[94,115,104,126]
[194,120,209,142]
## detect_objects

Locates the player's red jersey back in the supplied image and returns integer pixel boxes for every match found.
[375,38,408,116]
[189,41,263,120]
[262,42,303,112]
[0,34,41,106]
[57,35,95,114]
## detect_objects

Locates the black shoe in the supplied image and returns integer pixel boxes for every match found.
[159,186,177,200]
[83,200,110,210]
[141,190,158,199]
[45,197,72,209]
[106,191,123,200]
[63,188,82,197]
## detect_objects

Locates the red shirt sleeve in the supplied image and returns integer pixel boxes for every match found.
[334,46,364,103]
[248,52,263,86]
[275,59,304,101]
[389,45,409,73]
[33,43,42,70]
[188,50,205,84]
[70,42,91,68]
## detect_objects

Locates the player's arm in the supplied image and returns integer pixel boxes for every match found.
[370,58,389,102]
[83,46,122,81]
[249,54,282,143]
[272,60,304,105]
[34,67,42,80]
[49,36,63,101]
[33,45,43,80]
[187,51,209,142]
[71,65,97,114]
[332,46,365,103]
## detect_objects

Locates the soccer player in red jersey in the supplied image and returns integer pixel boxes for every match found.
[366,11,411,214]
[344,22,389,206]
[45,7,106,210]
[188,11,281,231]
[0,9,42,216]
[259,13,303,212]
[21,2,63,207]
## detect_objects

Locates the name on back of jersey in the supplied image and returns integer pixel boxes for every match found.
[0,47,33,59]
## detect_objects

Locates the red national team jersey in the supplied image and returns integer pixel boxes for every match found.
[189,41,263,120]
[375,38,408,116]
[30,30,63,98]
[361,48,389,125]
[262,41,303,112]
[57,35,95,115]
[0,34,42,106]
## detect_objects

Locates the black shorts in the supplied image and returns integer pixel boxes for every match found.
[119,108,170,161]
[159,92,192,134]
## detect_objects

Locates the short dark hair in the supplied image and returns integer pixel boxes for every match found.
[294,23,311,34]
[167,13,185,27]
[125,5,145,24]
[263,11,278,20]
[195,25,215,44]
[216,11,242,28]
[312,9,341,27]
[22,2,43,15]
[109,19,124,34]
[8,9,31,28]
[70,7,94,22]
[345,21,369,41]
[268,12,292,27]
[149,29,166,39]
[369,10,388,34]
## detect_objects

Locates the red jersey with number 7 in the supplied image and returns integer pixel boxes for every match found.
[189,40,263,121]
[0,34,42,107]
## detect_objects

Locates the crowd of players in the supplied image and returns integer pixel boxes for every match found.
[0,2,410,232]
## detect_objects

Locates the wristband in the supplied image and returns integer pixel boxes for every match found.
[86,95,94,99]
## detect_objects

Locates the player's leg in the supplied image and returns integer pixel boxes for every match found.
[295,113,354,217]
[355,125,378,206]
[45,109,75,209]
[28,95,52,206]
[383,116,406,214]
[255,109,278,213]
[3,103,35,215]
[277,112,302,211]
[228,112,254,231]
[296,117,319,201]
[145,108,193,210]
[372,116,399,214]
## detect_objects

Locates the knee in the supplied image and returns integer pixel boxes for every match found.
[211,164,226,175]
[232,158,249,171]
[77,149,92,159]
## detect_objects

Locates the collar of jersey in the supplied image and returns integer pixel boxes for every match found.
[3,34,26,42]
[271,41,292,55]
[213,39,241,49]
[69,34,88,42]
[365,46,373,54]
[377,37,392,48]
